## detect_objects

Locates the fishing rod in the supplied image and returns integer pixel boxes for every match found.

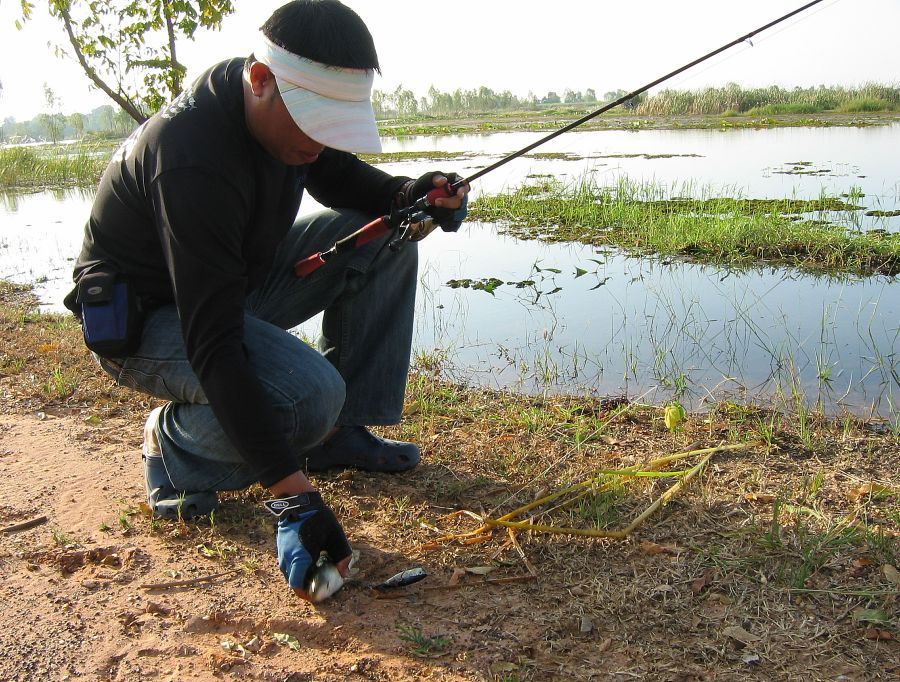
[294,0,827,278]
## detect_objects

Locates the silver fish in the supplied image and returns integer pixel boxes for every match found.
[306,558,344,603]
[376,567,427,590]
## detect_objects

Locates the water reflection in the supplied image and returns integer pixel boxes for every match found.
[2,125,898,422]
[383,124,900,233]
[412,225,898,422]
[0,189,92,305]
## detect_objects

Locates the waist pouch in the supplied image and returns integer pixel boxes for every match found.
[76,267,144,357]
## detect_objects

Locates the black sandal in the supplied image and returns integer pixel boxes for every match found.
[304,426,421,473]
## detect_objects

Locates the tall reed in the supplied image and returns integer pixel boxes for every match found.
[0,145,109,189]
[637,83,900,116]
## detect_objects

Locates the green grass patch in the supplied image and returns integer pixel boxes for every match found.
[0,145,110,189]
[469,176,899,276]
[358,150,476,164]
[837,98,894,113]
[746,103,823,116]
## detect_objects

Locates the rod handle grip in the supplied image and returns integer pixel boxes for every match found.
[425,185,455,205]
[294,252,326,278]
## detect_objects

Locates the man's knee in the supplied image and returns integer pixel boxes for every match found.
[278,353,346,444]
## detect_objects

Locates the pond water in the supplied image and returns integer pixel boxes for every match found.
[2,124,898,423]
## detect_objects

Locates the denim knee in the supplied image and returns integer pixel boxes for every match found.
[275,357,346,449]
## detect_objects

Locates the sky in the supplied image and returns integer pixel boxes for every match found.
[1,0,898,121]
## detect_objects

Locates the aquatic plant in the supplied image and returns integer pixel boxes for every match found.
[470,176,900,276]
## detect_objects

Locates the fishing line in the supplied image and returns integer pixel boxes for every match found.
[735,0,843,51]
[517,0,844,161]
[455,0,830,188]
[658,0,844,93]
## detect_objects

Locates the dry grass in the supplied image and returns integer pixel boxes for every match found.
[3,281,898,679]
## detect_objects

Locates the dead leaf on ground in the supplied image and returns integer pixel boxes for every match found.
[489,662,517,675]
[691,568,716,594]
[723,625,761,645]
[699,598,729,620]
[882,564,900,586]
[464,566,495,576]
[448,567,466,586]
[639,540,680,556]
[846,482,895,502]
[743,492,776,504]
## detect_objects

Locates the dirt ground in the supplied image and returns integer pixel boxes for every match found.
[1,412,898,682]
[1,284,899,681]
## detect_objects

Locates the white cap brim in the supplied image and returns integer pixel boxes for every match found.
[278,81,382,154]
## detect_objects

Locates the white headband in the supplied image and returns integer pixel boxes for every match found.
[253,34,374,102]
[251,33,381,154]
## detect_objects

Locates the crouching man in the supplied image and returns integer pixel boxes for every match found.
[64,0,468,600]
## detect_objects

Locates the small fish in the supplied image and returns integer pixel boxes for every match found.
[376,567,428,590]
[306,558,344,603]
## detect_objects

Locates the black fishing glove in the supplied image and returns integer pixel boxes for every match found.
[264,492,352,590]
[397,171,469,233]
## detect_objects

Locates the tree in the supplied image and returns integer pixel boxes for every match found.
[392,85,418,118]
[542,91,560,104]
[18,0,234,123]
[67,112,86,138]
[622,92,647,111]
[114,107,136,136]
[38,83,66,143]
[0,116,13,144]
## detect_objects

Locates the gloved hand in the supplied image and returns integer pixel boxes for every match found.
[399,172,469,233]
[264,492,352,599]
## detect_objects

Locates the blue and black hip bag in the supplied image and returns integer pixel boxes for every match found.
[74,266,144,357]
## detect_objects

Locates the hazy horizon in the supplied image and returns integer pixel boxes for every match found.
[3,0,898,122]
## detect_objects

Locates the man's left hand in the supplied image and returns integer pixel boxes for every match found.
[402,172,470,237]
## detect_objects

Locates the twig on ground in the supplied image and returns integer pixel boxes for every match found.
[423,442,760,545]
[1,515,49,533]
[140,568,240,591]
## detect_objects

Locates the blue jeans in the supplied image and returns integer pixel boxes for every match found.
[96,209,418,492]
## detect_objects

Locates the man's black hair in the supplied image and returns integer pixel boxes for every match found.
[261,0,380,71]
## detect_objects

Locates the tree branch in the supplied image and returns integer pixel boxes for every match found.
[58,5,147,123]
[161,0,183,98]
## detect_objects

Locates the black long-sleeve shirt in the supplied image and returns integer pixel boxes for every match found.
[68,58,408,486]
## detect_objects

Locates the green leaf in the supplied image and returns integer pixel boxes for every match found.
[852,608,891,625]
[574,267,588,278]
[273,632,301,651]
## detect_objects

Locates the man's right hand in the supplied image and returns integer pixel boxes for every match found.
[265,492,352,601]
